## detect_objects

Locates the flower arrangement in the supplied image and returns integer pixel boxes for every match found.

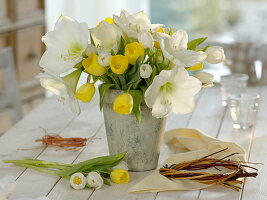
[38,10,225,121]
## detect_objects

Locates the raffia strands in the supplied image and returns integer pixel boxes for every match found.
[159,148,258,191]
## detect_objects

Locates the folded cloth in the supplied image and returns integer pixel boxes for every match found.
[128,128,245,193]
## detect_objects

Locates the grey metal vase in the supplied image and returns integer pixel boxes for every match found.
[103,90,166,171]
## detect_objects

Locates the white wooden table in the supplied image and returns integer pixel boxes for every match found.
[1,86,267,200]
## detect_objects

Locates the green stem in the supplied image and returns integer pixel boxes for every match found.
[14,163,60,176]
[127,83,134,93]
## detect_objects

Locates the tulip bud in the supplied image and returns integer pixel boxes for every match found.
[138,32,154,48]
[110,55,129,74]
[206,46,225,64]
[113,93,133,115]
[76,83,95,102]
[98,51,111,67]
[140,64,152,79]
[87,172,104,189]
[110,169,130,184]
[195,72,214,88]
[125,42,145,65]
[70,172,87,190]
[82,53,106,76]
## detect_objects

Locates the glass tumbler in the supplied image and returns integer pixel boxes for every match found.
[220,74,249,106]
[228,94,260,130]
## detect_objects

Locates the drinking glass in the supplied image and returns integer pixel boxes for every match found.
[228,94,260,130]
[220,74,249,106]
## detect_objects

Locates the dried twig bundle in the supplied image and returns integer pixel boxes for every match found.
[159,148,258,191]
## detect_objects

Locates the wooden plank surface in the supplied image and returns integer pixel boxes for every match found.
[0,86,266,200]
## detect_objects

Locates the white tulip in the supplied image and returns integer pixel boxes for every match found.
[90,22,122,54]
[37,69,82,114]
[70,172,87,190]
[40,15,89,75]
[98,51,111,67]
[195,72,214,88]
[85,44,97,57]
[138,32,154,48]
[145,67,201,118]
[140,64,153,78]
[111,161,129,171]
[87,172,104,189]
[159,30,207,67]
[205,46,225,64]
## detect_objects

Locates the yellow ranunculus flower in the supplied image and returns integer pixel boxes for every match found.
[76,83,95,102]
[113,93,133,115]
[110,55,129,75]
[82,53,106,76]
[97,17,114,27]
[187,62,204,71]
[125,42,145,65]
[110,169,130,184]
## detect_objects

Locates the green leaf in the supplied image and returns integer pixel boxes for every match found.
[169,27,173,36]
[133,79,142,89]
[127,57,142,84]
[111,49,115,56]
[187,37,207,51]
[117,36,126,55]
[102,176,111,186]
[198,44,210,52]
[90,33,95,46]
[116,75,127,90]
[74,61,83,69]
[129,90,143,123]
[98,83,115,111]
[140,86,147,95]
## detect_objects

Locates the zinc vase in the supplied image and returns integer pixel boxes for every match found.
[102,89,166,172]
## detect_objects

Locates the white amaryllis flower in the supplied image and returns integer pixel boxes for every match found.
[70,172,87,190]
[159,30,207,67]
[87,172,104,189]
[40,15,89,75]
[145,67,202,118]
[111,161,129,171]
[90,22,122,54]
[37,69,82,114]
[206,46,225,64]
[140,64,153,78]
[114,10,162,40]
[138,32,154,48]
[98,51,111,67]
[195,72,214,88]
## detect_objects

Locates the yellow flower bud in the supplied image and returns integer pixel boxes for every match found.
[97,17,114,27]
[110,169,130,184]
[113,93,133,115]
[157,28,164,33]
[82,53,106,76]
[110,55,129,75]
[187,62,204,71]
[125,42,145,65]
[76,83,95,102]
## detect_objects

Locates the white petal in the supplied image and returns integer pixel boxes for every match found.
[138,32,154,48]
[172,96,195,114]
[173,50,207,67]
[87,172,103,189]
[127,11,151,32]
[169,30,188,50]
[140,64,153,78]
[195,72,214,87]
[178,76,202,96]
[38,74,67,96]
[206,46,225,64]
[152,95,172,118]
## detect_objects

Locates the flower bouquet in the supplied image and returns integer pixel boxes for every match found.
[38,10,225,171]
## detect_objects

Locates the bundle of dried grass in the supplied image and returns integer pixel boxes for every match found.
[159,148,258,191]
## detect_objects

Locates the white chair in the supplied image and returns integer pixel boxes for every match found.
[0,47,22,123]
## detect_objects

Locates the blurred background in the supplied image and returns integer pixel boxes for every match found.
[0,0,267,134]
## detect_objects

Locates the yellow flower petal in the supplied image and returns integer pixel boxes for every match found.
[187,62,204,71]
[113,93,133,115]
[76,83,95,102]
[110,169,130,184]
[110,55,129,75]
[82,53,106,76]
[124,42,144,65]
[97,17,114,27]
[157,28,164,33]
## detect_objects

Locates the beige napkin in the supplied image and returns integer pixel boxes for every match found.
[128,128,245,193]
